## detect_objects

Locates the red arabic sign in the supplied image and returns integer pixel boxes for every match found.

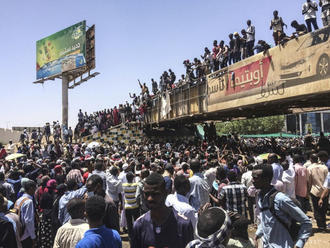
[225,56,272,96]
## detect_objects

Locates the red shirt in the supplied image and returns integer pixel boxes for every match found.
[212,46,220,59]
[0,149,7,159]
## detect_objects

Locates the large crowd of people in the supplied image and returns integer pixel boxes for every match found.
[73,1,330,137]
[1,2,330,248]
[0,130,330,247]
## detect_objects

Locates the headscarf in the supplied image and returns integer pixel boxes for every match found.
[44,179,57,193]
[186,207,231,248]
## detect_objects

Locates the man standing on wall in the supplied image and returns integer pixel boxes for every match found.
[246,20,255,57]
[270,10,287,45]
[303,0,319,32]
[320,0,330,27]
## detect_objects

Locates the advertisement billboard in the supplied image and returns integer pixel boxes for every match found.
[36,21,86,80]
[207,26,330,113]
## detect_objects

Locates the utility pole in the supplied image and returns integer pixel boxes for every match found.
[62,75,69,128]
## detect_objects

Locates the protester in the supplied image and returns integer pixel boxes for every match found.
[185,207,232,248]
[219,170,248,216]
[165,175,197,229]
[270,10,287,45]
[15,180,37,248]
[0,195,18,248]
[308,153,329,231]
[241,163,255,222]
[76,195,122,248]
[291,20,308,38]
[53,198,89,248]
[246,20,255,57]
[58,179,86,225]
[106,166,123,209]
[253,164,312,248]
[132,173,194,247]
[302,0,319,32]
[188,159,210,211]
[122,172,139,243]
[320,0,330,27]
[86,174,120,232]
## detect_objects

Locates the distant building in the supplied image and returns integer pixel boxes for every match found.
[286,111,330,135]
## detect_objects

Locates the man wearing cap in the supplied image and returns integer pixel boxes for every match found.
[118,163,130,184]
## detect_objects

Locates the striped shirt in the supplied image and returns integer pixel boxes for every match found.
[122,182,138,209]
[219,182,248,216]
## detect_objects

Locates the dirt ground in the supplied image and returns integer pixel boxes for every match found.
[120,213,330,248]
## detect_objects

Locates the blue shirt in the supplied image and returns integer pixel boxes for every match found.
[188,172,210,211]
[271,163,283,185]
[58,186,86,225]
[256,188,312,248]
[76,225,121,248]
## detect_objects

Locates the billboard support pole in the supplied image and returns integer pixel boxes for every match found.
[62,74,69,128]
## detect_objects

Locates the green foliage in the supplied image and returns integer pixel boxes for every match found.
[216,115,285,135]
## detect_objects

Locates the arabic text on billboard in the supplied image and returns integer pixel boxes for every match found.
[36,21,86,80]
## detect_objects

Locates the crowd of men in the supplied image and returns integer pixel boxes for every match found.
[1,2,330,248]
[72,1,330,137]
[0,130,329,248]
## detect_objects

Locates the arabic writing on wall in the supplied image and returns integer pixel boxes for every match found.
[226,56,272,96]
[207,57,272,97]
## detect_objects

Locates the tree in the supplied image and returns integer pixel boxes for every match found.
[216,115,285,135]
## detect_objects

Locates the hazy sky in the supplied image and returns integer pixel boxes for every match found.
[0,0,318,129]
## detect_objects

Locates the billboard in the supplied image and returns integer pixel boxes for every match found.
[36,21,86,80]
[207,26,330,113]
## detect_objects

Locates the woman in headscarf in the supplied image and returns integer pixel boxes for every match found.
[38,179,57,248]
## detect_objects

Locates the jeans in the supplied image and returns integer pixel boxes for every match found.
[22,237,33,248]
[247,196,255,222]
[125,207,140,242]
[311,194,329,229]
[233,52,241,63]
[228,53,234,65]
[296,195,309,213]
[306,18,319,32]
[213,60,220,72]
[246,40,255,57]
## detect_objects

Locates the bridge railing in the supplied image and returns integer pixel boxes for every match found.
[148,26,330,124]
[149,81,207,123]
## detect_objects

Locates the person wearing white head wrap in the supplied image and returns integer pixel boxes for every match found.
[186,207,231,248]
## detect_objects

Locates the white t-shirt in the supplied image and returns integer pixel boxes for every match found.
[302,1,318,20]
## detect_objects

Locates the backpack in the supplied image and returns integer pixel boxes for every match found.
[12,197,29,237]
[268,191,302,242]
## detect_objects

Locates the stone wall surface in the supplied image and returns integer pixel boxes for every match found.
[0,128,21,144]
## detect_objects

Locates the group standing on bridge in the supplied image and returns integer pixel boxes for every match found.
[72,1,330,139]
